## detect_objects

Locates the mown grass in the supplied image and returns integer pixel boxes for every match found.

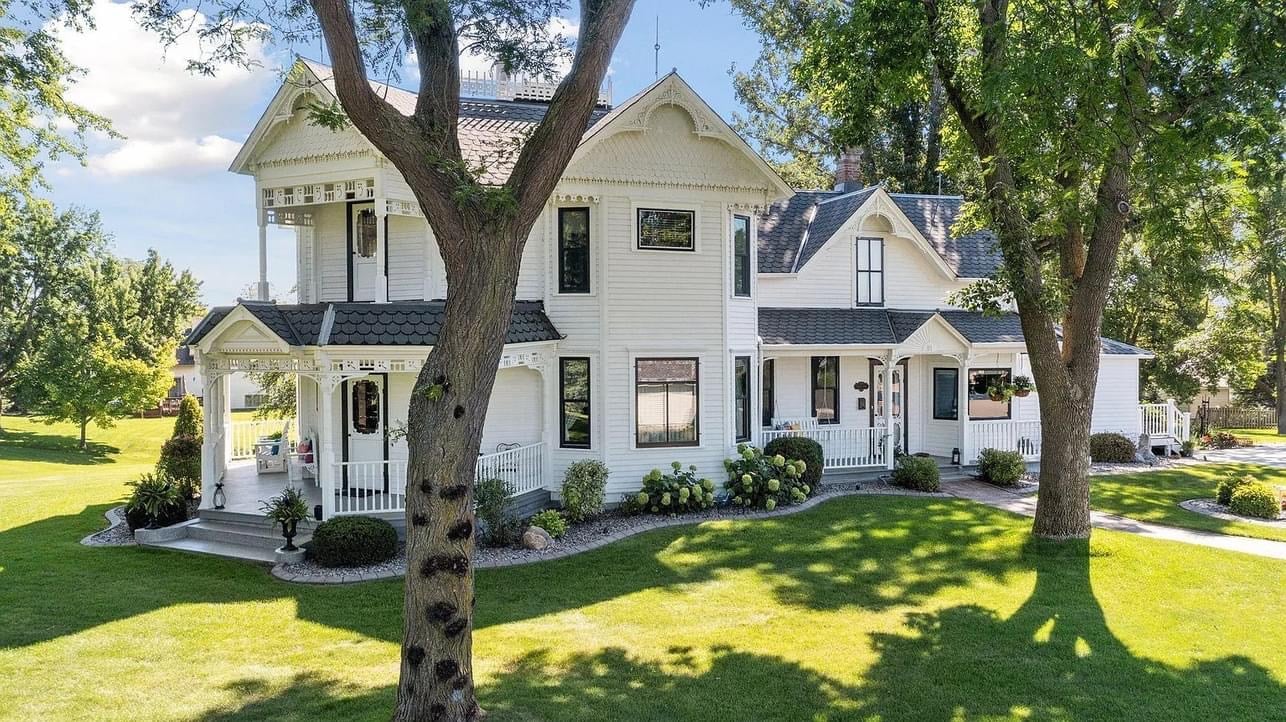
[1,415,1283,721]
[1218,427,1286,445]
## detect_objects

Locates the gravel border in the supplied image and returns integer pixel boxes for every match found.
[1088,456,1198,475]
[271,479,947,584]
[80,506,135,547]
[1179,498,1286,526]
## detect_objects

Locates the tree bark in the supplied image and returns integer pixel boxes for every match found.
[79,418,87,450]
[1274,288,1286,433]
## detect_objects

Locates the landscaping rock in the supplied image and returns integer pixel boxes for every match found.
[1134,434,1158,465]
[521,526,553,551]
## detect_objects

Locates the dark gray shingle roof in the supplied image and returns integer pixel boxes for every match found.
[757,190,839,273]
[795,188,879,269]
[939,311,1026,344]
[888,194,1002,278]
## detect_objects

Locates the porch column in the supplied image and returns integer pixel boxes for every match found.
[219,373,233,472]
[883,354,896,469]
[959,360,972,465]
[318,377,337,518]
[257,214,269,301]
[199,369,222,507]
[375,200,389,303]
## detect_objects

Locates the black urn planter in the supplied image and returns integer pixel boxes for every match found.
[280,519,300,551]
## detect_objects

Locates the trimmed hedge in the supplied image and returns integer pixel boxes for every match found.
[561,460,609,523]
[1229,482,1281,520]
[1089,433,1136,463]
[308,516,398,567]
[892,455,940,492]
[977,448,1026,486]
[763,436,824,489]
[1215,473,1255,506]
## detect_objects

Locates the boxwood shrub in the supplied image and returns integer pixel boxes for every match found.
[1229,482,1281,520]
[977,448,1026,486]
[561,460,609,523]
[892,455,940,492]
[157,434,202,498]
[528,509,568,538]
[1215,472,1256,506]
[763,436,824,488]
[1089,432,1136,463]
[308,515,398,567]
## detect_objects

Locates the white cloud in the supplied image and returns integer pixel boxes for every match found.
[52,0,278,177]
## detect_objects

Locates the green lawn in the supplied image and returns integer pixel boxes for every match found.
[1219,427,1286,444]
[1092,463,1286,542]
[1,415,1284,721]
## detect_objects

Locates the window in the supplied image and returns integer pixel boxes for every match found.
[733,215,751,296]
[351,380,381,433]
[353,208,377,258]
[638,209,695,251]
[968,368,1012,420]
[559,358,591,448]
[636,358,699,447]
[558,207,590,293]
[811,356,840,425]
[734,356,751,442]
[856,237,884,305]
[762,359,775,428]
[933,368,959,420]
[244,393,267,409]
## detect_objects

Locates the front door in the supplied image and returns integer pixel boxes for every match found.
[343,375,387,490]
[870,359,910,453]
[349,202,378,301]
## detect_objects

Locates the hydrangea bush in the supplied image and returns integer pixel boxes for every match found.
[629,462,716,515]
[723,443,812,510]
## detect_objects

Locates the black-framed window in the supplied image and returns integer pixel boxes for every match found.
[636,358,699,447]
[856,237,884,305]
[811,356,840,425]
[968,368,1012,420]
[762,359,775,428]
[933,368,959,420]
[559,357,591,448]
[734,356,751,442]
[733,214,751,296]
[353,207,378,258]
[351,379,381,434]
[638,209,695,251]
[558,207,590,293]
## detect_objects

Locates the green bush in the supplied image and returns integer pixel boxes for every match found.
[723,443,812,509]
[1202,431,1250,450]
[157,434,202,498]
[977,448,1026,486]
[475,476,521,547]
[629,462,715,515]
[763,436,824,488]
[561,460,609,523]
[528,509,568,539]
[892,455,940,492]
[1229,482,1281,520]
[124,473,188,530]
[1215,472,1256,506]
[309,516,398,567]
[172,395,203,441]
[1089,433,1136,463]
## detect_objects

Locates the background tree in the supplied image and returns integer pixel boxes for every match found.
[247,371,297,419]
[783,0,1284,538]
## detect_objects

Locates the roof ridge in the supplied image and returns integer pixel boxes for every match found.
[318,304,336,346]
[887,192,965,199]
[790,203,820,273]
[814,185,877,205]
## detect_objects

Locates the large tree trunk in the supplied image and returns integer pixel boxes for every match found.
[1275,335,1286,434]
[79,418,88,450]
[1029,369,1097,539]
[394,230,522,721]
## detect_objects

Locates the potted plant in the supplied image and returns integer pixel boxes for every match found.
[987,383,1015,403]
[1012,375,1034,398]
[260,486,311,552]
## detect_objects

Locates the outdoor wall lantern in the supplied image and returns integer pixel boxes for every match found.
[855,381,869,392]
[951,448,961,465]
[212,482,227,510]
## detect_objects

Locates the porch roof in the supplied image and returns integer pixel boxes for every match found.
[187,300,562,348]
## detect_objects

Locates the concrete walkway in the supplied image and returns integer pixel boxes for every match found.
[941,478,1286,561]
[1198,444,1286,466]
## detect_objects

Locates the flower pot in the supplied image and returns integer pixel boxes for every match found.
[988,393,1006,402]
[1014,389,1031,398]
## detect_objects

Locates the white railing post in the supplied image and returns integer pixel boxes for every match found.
[319,385,336,519]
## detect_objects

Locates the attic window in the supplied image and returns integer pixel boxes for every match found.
[638,209,695,251]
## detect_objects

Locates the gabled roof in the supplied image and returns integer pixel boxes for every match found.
[757,187,1003,278]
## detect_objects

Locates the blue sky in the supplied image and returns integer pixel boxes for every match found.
[43,1,762,305]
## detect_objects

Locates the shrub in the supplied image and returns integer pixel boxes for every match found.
[528,509,568,539]
[1215,472,1256,506]
[157,434,202,498]
[172,395,203,441]
[892,455,940,492]
[309,516,398,567]
[124,473,187,530]
[1202,431,1250,450]
[1229,482,1281,520]
[561,460,609,523]
[977,448,1026,486]
[630,462,715,515]
[763,436,824,488]
[1089,433,1136,463]
[723,443,812,509]
[475,476,521,547]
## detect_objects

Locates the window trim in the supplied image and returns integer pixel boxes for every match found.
[636,208,697,252]
[732,214,752,297]
[855,236,885,307]
[810,356,841,425]
[634,357,701,448]
[558,357,592,449]
[557,207,591,294]
[762,358,775,428]
[734,355,751,442]
[967,367,1013,421]
[932,367,959,421]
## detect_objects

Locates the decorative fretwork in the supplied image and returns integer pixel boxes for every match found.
[554,192,601,204]
[205,357,324,374]
[382,199,423,217]
[261,179,375,209]
[266,209,314,227]
[330,358,426,374]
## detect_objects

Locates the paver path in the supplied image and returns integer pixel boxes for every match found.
[1198,444,1286,466]
[941,477,1286,560]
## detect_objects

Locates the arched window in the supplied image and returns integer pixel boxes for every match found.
[351,380,380,434]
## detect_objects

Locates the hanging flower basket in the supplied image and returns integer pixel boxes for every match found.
[1012,375,1035,398]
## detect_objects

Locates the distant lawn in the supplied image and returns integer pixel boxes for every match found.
[1218,427,1286,444]
[1092,463,1286,542]
[2,415,1284,720]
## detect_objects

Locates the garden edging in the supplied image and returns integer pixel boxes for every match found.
[1179,498,1286,526]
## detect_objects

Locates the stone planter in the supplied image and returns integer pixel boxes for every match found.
[275,546,308,565]
[133,519,199,544]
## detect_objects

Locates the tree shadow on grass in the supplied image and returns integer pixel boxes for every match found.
[0,428,117,465]
[199,673,394,721]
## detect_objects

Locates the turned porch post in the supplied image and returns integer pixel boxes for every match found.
[199,366,222,507]
[883,353,896,469]
[959,357,972,464]
[375,200,389,303]
[257,214,269,302]
[318,376,338,519]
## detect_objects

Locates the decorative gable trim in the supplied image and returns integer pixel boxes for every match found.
[895,313,971,358]
[799,188,958,280]
[194,305,292,355]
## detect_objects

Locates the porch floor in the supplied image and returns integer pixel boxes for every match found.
[218,461,322,515]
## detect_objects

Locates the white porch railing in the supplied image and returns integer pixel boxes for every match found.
[1140,400,1191,444]
[476,442,546,496]
[761,425,889,470]
[230,419,294,460]
[967,420,1042,463]
[334,459,408,515]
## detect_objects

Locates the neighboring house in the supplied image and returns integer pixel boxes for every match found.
[185,59,1180,529]
[170,343,270,411]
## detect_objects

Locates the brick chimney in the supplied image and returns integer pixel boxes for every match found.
[834,147,865,193]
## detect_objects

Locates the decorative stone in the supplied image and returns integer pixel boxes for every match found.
[275,546,307,565]
[1134,434,1158,465]
[521,526,553,551]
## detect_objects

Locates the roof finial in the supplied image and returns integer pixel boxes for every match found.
[654,16,661,79]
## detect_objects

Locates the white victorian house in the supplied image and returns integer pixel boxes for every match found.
[179,59,1186,548]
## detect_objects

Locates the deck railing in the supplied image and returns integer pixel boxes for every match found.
[476,442,546,496]
[967,419,1042,463]
[230,419,294,460]
[761,425,889,469]
[1140,400,1191,444]
[334,459,408,515]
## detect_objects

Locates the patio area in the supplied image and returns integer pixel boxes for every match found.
[217,461,322,515]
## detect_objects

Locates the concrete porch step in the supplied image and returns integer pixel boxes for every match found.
[186,520,311,550]
[139,535,280,564]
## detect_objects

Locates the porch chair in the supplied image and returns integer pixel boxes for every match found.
[288,428,318,485]
[254,421,291,474]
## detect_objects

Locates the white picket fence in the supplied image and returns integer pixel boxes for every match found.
[230,419,294,460]
[476,442,546,496]
[761,425,890,470]
[334,459,408,515]
[967,420,1042,463]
